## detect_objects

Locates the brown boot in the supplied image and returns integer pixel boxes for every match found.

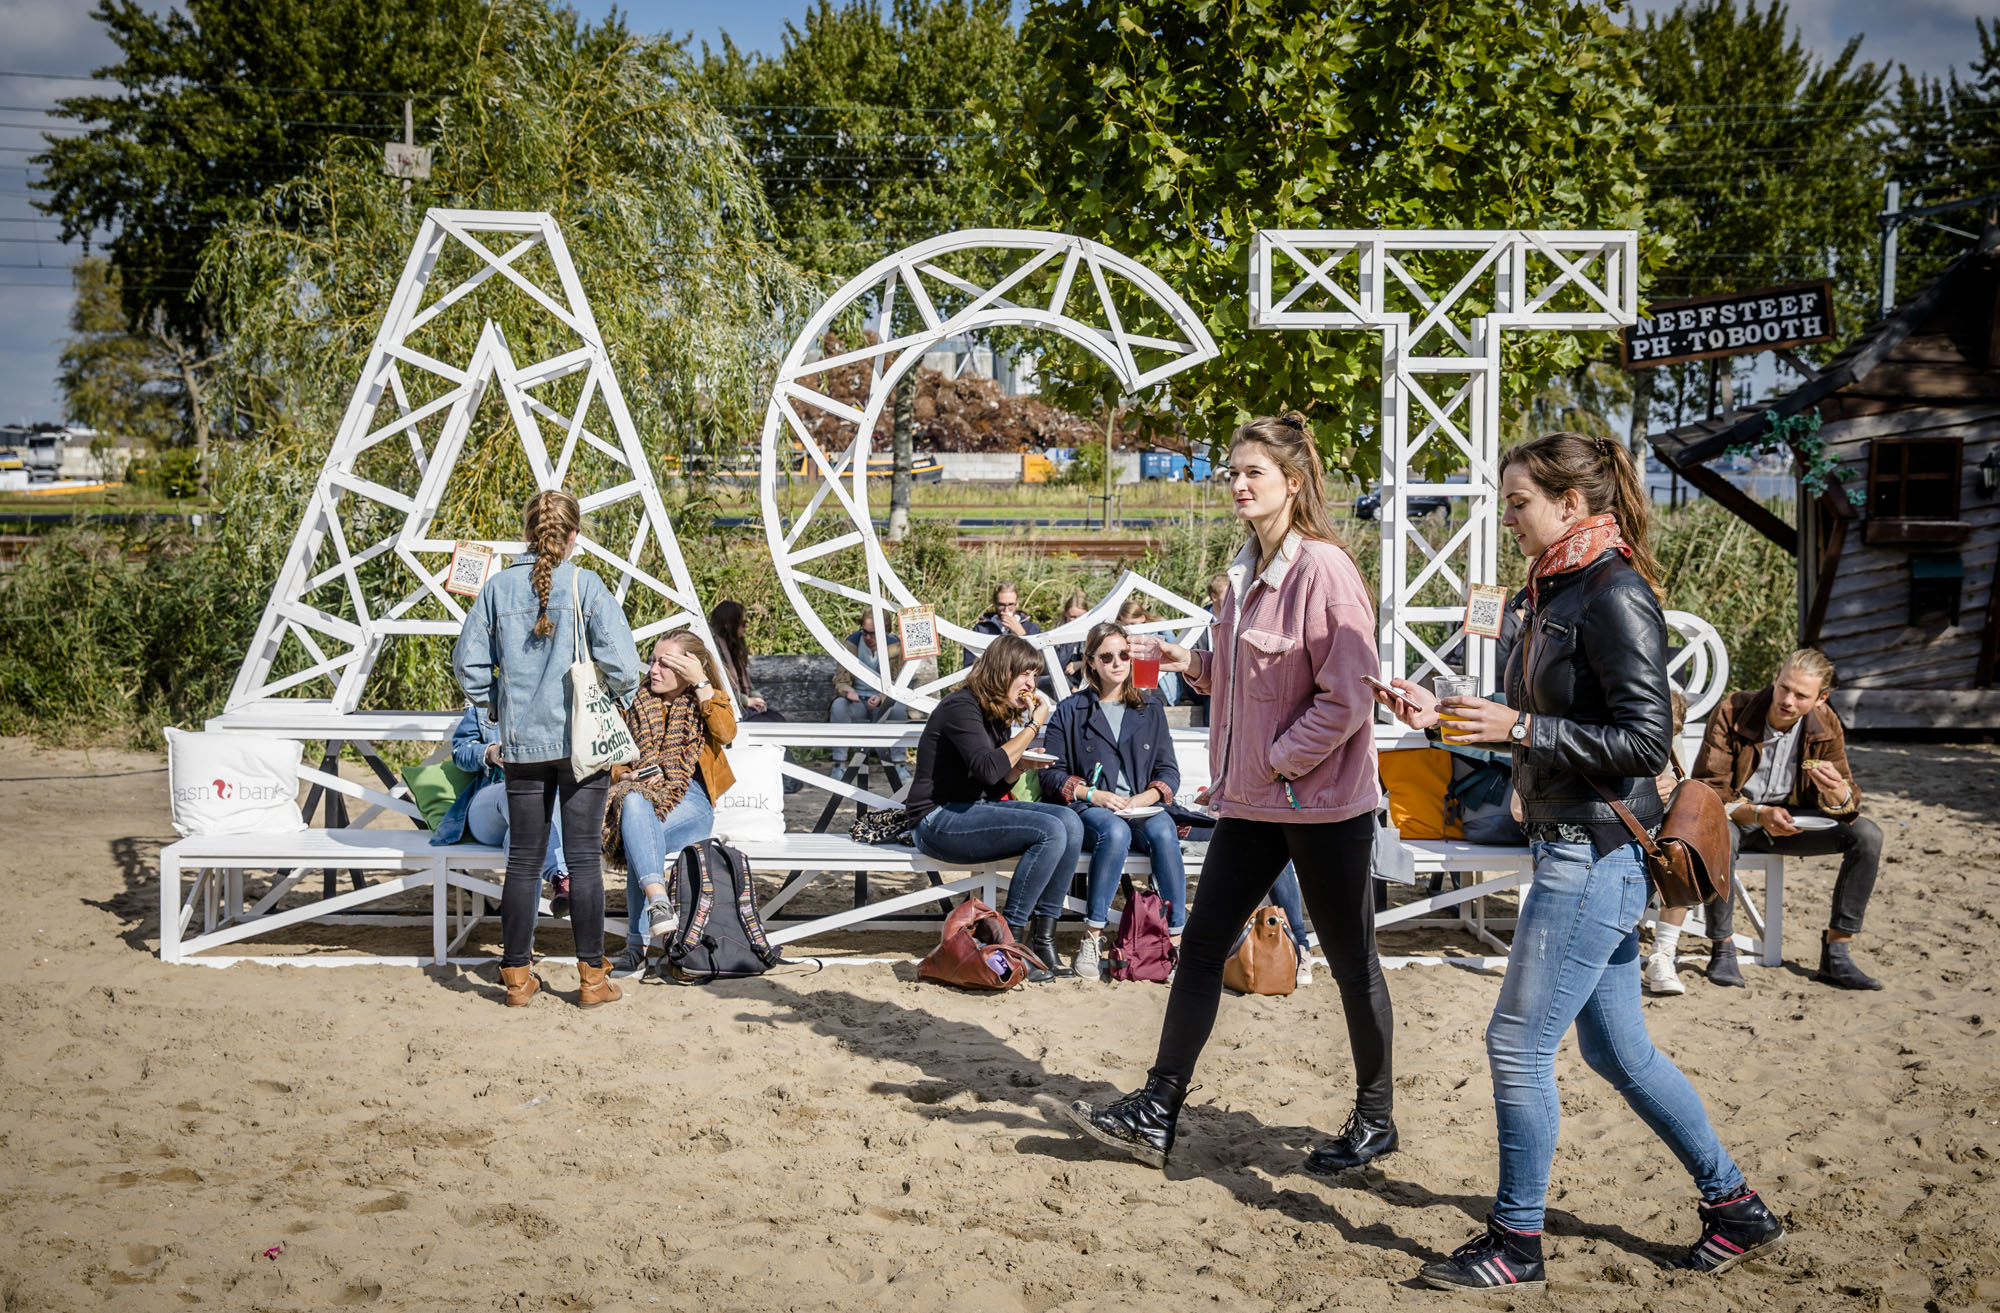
[499,964,539,1007]
[577,957,622,1008]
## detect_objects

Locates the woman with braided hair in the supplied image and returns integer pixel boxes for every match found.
[603,629,737,980]
[454,489,642,1009]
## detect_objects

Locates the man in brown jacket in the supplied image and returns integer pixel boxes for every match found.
[1687,649,1885,990]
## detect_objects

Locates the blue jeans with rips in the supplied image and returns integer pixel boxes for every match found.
[1487,840,1746,1233]
[619,786,715,944]
[914,800,1084,929]
[1078,806,1187,932]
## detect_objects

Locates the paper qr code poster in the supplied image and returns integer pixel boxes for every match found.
[898,605,940,659]
[445,542,497,598]
[1464,584,1508,638]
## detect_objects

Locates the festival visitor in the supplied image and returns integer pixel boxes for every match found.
[909,634,1084,981]
[1116,595,1183,705]
[604,629,737,980]
[434,704,574,917]
[453,488,641,1009]
[1378,431,1784,1290]
[1058,412,1397,1178]
[708,600,781,721]
[1039,620,1185,981]
[829,609,910,765]
[1642,689,1709,995]
[1690,648,1884,990]
[1054,587,1091,687]
[964,579,1043,666]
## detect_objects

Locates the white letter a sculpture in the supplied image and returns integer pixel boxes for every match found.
[227,209,711,715]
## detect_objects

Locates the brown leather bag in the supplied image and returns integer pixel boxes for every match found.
[1223,905,1297,996]
[917,897,1046,991]
[1588,759,1732,908]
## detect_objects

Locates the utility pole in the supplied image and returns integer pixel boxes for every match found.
[402,98,414,209]
[1879,180,1900,319]
[381,97,432,207]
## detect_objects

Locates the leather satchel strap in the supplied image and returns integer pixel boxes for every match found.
[1585,775,1666,863]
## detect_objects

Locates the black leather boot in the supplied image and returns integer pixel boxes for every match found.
[1815,939,1883,990]
[1027,914,1073,980]
[1705,941,1745,988]
[1303,1109,1399,1175]
[1062,1069,1192,1169]
[1009,922,1054,983]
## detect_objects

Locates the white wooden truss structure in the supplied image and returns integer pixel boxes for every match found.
[758,230,1222,713]
[226,209,717,719]
[1250,230,1639,693]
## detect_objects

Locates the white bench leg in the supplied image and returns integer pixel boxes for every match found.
[432,861,448,965]
[1764,861,1782,968]
[159,852,182,964]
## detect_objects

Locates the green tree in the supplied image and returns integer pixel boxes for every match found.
[202,0,807,712]
[1632,1,1890,435]
[56,257,182,459]
[1005,0,1667,475]
[1882,19,2000,302]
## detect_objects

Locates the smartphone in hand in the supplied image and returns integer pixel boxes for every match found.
[1361,674,1415,708]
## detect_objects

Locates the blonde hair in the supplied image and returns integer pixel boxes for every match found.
[1082,622,1145,709]
[1115,596,1153,625]
[656,629,731,699]
[523,489,581,638]
[1499,432,1662,598]
[1230,411,1342,551]
[1778,647,1838,694]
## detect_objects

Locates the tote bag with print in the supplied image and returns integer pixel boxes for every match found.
[568,575,640,778]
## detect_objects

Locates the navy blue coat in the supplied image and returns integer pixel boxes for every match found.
[1038,689,1180,812]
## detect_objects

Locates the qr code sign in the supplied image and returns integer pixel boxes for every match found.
[898,606,940,659]
[1464,584,1507,638]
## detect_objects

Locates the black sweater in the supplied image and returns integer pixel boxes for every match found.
[907,688,1016,817]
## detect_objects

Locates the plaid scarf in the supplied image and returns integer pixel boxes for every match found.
[1528,513,1630,610]
[601,685,705,869]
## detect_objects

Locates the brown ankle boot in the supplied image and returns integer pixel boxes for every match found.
[499,964,539,1007]
[577,957,622,1008]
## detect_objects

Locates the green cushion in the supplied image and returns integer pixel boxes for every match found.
[402,760,477,832]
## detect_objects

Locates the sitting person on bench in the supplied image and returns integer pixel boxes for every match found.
[1641,689,1702,994]
[829,609,908,766]
[909,633,1084,983]
[1692,647,1884,990]
[1040,620,1184,981]
[604,629,738,980]
[434,704,575,916]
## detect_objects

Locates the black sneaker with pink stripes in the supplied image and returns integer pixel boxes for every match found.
[1420,1217,1546,1290]
[1681,1189,1786,1274]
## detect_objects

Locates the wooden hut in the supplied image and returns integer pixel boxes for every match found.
[1650,236,2000,729]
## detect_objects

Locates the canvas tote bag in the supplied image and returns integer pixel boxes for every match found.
[568,574,640,778]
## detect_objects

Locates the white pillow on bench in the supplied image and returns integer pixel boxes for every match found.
[165,728,306,838]
[713,744,786,845]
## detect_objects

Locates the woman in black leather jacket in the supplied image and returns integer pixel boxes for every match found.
[1380,432,1784,1291]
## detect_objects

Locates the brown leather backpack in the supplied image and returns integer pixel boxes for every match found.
[1589,759,1732,908]
[1223,905,1297,996]
[917,898,1047,991]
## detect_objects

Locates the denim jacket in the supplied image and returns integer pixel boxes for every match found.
[430,705,504,845]
[453,556,642,765]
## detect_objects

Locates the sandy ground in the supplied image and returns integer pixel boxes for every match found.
[1,734,1998,1312]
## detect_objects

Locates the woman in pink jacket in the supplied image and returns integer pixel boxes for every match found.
[1058,412,1395,1174]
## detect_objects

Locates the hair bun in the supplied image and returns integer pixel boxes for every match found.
[1279,410,1312,439]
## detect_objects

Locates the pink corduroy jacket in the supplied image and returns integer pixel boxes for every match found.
[1186,531,1381,824]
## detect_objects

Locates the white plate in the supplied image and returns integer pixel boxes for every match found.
[1118,805,1164,818]
[1020,749,1056,763]
[1790,815,1837,831]
[1176,802,1212,818]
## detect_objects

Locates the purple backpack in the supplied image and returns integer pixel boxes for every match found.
[1106,874,1178,983]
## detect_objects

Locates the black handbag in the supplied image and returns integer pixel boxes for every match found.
[848,805,920,846]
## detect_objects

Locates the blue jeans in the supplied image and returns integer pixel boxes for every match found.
[1488,840,1746,1232]
[1269,862,1311,955]
[620,786,715,943]
[829,695,909,762]
[1079,806,1186,932]
[466,780,567,881]
[915,801,1084,927]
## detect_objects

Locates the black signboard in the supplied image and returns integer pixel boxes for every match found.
[1621,281,1835,369]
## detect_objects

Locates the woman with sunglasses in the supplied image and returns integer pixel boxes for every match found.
[1038,621,1185,980]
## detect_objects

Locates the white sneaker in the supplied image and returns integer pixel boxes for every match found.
[1643,951,1686,995]
[1072,935,1103,982]
[1296,956,1314,988]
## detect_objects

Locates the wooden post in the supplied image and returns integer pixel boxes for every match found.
[1802,487,1853,645]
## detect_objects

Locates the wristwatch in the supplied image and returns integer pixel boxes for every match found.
[1508,714,1530,744]
[695,680,712,690]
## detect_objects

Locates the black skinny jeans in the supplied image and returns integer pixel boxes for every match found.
[500,760,609,967]
[1151,811,1394,1120]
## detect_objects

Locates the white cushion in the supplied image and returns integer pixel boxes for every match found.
[711,744,786,845]
[165,728,306,838]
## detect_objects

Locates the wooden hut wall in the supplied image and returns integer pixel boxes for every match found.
[1811,404,2000,728]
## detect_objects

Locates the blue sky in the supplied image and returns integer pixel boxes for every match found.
[0,0,1987,425]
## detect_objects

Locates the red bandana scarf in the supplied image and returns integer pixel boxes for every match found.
[1527,513,1630,610]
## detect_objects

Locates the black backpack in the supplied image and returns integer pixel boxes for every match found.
[658,839,784,984]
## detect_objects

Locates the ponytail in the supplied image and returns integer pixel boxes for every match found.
[522,489,582,638]
[1229,410,1344,549]
[1499,432,1662,597]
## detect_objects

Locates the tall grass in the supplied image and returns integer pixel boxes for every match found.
[0,500,1798,747]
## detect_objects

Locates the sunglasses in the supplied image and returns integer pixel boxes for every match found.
[1093,650,1132,664]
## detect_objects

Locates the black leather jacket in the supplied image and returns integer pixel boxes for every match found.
[1497,552,1671,831]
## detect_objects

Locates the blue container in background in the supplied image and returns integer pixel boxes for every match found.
[1139,451,1178,480]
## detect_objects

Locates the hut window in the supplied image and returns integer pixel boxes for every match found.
[1865,437,1969,545]
[1908,552,1964,627]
